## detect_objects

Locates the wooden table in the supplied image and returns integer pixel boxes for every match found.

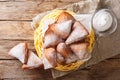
[0,0,120,80]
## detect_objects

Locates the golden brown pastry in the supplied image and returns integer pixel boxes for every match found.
[56,52,65,64]
[8,43,28,63]
[8,42,43,69]
[44,48,57,67]
[65,53,79,64]
[66,21,89,45]
[56,12,75,23]
[70,43,89,60]
[33,10,95,71]
[57,42,72,58]
[44,27,62,48]
[22,51,43,69]
[50,20,72,39]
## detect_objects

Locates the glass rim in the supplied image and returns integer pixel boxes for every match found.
[91,8,118,37]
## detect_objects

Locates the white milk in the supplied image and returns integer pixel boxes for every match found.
[93,9,113,32]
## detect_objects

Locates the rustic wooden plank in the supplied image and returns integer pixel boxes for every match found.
[3,78,46,80]
[0,60,52,80]
[0,21,35,59]
[0,59,120,80]
[0,40,34,59]
[0,0,80,2]
[108,54,120,59]
[0,21,33,40]
[0,0,120,79]
[0,21,120,59]
[0,1,43,20]
[0,1,71,20]
[0,0,9,1]
[1,39,120,60]
[57,59,120,80]
[44,0,81,2]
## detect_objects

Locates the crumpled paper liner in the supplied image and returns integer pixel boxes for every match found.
[31,0,120,78]
[31,0,100,29]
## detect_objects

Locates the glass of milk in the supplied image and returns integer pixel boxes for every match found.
[92,9,118,36]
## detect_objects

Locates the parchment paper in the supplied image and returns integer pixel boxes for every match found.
[32,0,120,78]
[51,0,120,78]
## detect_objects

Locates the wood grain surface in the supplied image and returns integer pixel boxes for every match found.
[0,0,120,80]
